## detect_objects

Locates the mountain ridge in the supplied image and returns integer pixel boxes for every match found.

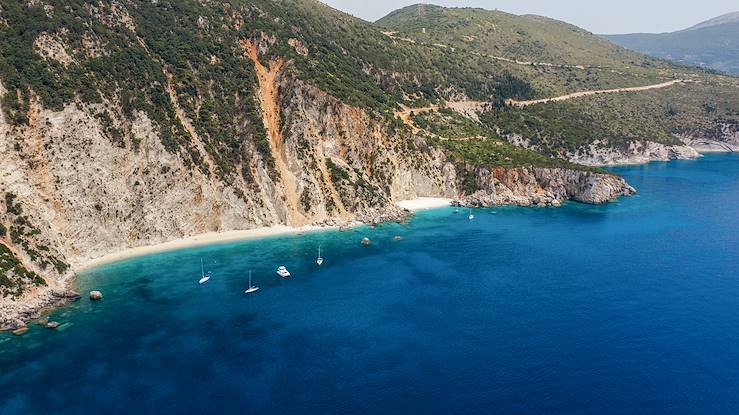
[604,12,739,75]
[685,11,739,32]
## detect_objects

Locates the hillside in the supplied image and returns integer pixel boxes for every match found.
[377,4,739,162]
[605,12,739,75]
[0,1,736,328]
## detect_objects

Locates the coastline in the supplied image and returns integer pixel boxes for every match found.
[77,197,454,272]
[76,224,341,272]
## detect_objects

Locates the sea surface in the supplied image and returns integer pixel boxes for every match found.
[2,153,739,414]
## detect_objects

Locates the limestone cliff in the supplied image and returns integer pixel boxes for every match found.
[0,68,634,329]
[567,140,701,166]
[0,0,641,330]
[459,167,635,207]
[678,122,739,152]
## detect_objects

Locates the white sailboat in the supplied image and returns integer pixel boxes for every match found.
[316,246,324,266]
[245,270,259,294]
[198,258,211,284]
[468,209,475,221]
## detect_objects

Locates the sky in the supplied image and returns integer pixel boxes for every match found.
[320,0,738,34]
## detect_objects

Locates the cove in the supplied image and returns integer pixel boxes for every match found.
[1,153,739,414]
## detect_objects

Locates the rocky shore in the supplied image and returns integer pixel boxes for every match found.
[568,140,700,166]
[0,287,80,331]
[457,167,635,208]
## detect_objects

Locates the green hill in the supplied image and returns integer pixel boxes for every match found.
[377,4,738,160]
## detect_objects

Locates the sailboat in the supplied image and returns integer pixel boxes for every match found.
[468,209,475,221]
[198,258,211,285]
[316,246,324,266]
[245,270,259,294]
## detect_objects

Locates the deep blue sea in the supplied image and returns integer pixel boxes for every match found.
[2,153,739,414]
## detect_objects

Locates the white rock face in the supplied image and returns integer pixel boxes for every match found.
[678,123,739,153]
[460,166,635,207]
[34,32,75,67]
[568,140,700,166]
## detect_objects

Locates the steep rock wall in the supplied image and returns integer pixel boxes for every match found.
[461,167,635,207]
[0,72,635,329]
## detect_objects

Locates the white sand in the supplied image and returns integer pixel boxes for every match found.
[396,197,453,211]
[77,224,337,271]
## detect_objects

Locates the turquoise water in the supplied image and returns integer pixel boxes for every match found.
[2,153,739,414]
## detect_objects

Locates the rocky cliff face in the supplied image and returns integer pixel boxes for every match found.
[678,122,739,152]
[568,140,701,166]
[459,166,635,207]
[0,68,634,329]
[0,0,642,330]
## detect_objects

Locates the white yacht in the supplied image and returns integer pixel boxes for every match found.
[316,246,324,266]
[468,209,475,221]
[276,266,291,278]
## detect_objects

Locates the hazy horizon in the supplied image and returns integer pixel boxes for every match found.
[320,0,738,34]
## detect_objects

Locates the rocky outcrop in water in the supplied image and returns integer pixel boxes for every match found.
[0,288,80,331]
[458,167,635,207]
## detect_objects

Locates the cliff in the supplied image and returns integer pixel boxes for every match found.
[0,70,633,329]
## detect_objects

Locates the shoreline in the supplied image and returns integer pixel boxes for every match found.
[76,197,453,272]
[76,224,342,272]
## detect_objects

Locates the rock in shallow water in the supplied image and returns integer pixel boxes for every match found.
[12,327,28,336]
[46,321,60,329]
[89,291,103,301]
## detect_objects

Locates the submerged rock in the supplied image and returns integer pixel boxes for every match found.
[89,291,103,301]
[12,327,28,336]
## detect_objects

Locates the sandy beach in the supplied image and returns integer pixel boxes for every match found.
[396,197,453,211]
[77,197,453,272]
[77,224,339,272]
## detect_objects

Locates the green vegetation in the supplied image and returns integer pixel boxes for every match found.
[0,243,45,298]
[2,192,68,279]
[483,77,739,157]
[380,3,738,154]
[325,158,385,208]
[0,1,736,207]
[410,107,601,171]
[438,137,596,171]
[413,108,488,138]
[377,4,671,70]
